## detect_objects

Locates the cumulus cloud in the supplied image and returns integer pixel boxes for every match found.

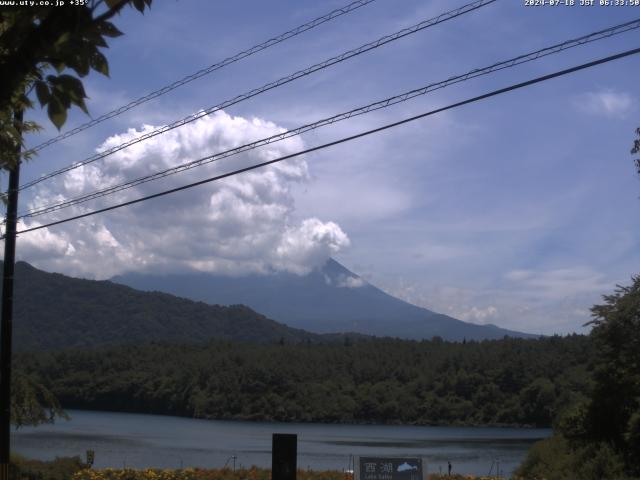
[16,220,73,260]
[574,90,634,118]
[457,305,498,324]
[372,274,600,334]
[18,111,350,279]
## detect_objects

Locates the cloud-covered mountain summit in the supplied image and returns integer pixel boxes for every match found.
[19,111,349,278]
[114,258,536,341]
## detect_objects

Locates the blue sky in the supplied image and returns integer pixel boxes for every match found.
[10,0,640,335]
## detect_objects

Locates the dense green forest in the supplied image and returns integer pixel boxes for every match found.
[4,261,334,350]
[516,276,640,479]
[19,335,592,428]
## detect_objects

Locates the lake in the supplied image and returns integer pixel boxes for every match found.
[13,410,550,478]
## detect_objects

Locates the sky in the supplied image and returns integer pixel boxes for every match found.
[6,0,640,335]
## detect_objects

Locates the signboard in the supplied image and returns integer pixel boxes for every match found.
[272,433,296,480]
[358,457,423,480]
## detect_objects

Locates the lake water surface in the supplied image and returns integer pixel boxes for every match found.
[13,410,550,478]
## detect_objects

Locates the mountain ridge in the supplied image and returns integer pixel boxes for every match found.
[113,258,536,341]
[3,261,332,351]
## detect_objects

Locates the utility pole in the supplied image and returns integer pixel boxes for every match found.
[0,109,23,480]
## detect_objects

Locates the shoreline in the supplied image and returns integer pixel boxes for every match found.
[14,409,545,477]
[56,406,553,430]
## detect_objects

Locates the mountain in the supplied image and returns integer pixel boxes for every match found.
[3,261,325,351]
[113,258,536,341]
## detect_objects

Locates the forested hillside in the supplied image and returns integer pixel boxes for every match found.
[4,261,326,350]
[516,277,640,479]
[20,335,593,427]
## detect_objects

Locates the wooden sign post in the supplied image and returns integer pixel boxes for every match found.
[272,433,297,480]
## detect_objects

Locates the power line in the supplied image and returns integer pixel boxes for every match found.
[25,0,378,155]
[18,18,640,220]
[12,46,640,238]
[18,0,497,192]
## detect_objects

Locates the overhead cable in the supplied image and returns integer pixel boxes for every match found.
[18,0,497,191]
[18,18,640,220]
[25,0,378,155]
[12,45,640,238]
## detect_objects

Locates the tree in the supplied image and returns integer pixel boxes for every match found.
[0,0,153,432]
[0,0,153,170]
[11,372,66,427]
[517,278,640,479]
[585,276,640,475]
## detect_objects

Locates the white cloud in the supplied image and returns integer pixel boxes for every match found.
[574,90,634,118]
[18,111,350,279]
[273,218,350,275]
[15,220,71,260]
[365,270,607,335]
[323,271,366,289]
[336,274,366,288]
[457,305,498,324]
[385,282,500,326]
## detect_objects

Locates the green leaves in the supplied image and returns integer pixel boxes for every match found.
[11,371,68,427]
[53,31,72,49]
[97,20,123,38]
[47,96,67,131]
[37,74,89,129]
[132,0,146,13]
[0,0,153,160]
[57,74,89,114]
[34,80,50,106]
[89,50,109,77]
[130,0,152,12]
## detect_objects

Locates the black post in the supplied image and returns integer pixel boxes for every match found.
[272,433,297,480]
[0,109,22,480]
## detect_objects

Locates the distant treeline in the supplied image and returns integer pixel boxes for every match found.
[19,335,593,427]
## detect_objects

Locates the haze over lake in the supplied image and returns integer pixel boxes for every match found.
[13,410,550,477]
